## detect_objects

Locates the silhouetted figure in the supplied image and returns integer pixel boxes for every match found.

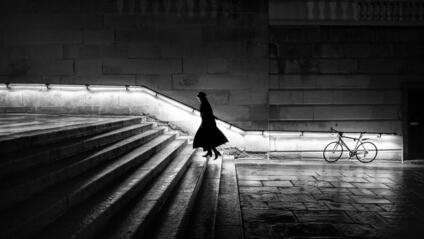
[193,92,228,160]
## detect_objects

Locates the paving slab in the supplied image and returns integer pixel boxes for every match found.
[235,162,424,238]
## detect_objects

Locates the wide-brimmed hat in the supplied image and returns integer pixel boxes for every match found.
[197,92,207,98]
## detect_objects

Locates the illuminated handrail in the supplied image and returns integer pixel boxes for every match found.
[1,83,397,137]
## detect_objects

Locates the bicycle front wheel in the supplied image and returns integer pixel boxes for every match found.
[323,142,343,163]
[356,142,378,163]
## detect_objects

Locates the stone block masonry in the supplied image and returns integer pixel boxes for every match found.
[0,0,423,136]
[4,30,83,45]
[269,26,424,134]
[0,0,269,131]
[103,59,182,75]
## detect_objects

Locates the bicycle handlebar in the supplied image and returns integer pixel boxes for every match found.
[330,127,342,135]
[329,128,374,143]
[330,128,366,137]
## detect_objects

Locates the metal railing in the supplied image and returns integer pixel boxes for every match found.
[1,83,398,138]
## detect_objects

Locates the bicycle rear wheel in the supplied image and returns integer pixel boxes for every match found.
[323,142,343,163]
[356,142,378,163]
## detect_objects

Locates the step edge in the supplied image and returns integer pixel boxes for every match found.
[176,153,209,239]
[36,138,188,239]
[0,128,165,210]
[187,156,223,239]
[0,133,175,238]
[106,144,195,239]
[154,152,209,239]
[0,123,154,178]
[0,117,141,152]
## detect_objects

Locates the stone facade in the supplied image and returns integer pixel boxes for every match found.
[269,26,424,134]
[1,1,424,136]
[0,0,269,130]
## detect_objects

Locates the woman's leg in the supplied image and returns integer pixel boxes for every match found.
[212,147,221,160]
[203,147,212,157]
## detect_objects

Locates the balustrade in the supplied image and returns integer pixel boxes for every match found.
[114,0,256,17]
[270,0,424,25]
[113,0,424,24]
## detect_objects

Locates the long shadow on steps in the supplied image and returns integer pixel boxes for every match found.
[146,152,208,239]
[100,145,197,239]
[186,156,223,239]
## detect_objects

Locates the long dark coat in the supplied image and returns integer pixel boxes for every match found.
[193,99,228,149]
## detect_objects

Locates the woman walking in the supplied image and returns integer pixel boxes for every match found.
[193,92,228,160]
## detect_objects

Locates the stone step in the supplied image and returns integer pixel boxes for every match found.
[0,123,154,179]
[187,157,223,239]
[0,133,177,239]
[0,116,141,154]
[0,126,162,210]
[149,152,208,239]
[102,145,196,239]
[35,139,189,239]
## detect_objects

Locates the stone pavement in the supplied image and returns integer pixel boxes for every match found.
[233,162,424,239]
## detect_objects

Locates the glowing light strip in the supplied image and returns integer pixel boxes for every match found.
[217,120,231,129]
[127,86,144,92]
[229,125,244,134]
[379,134,398,139]
[0,83,399,138]
[7,83,47,91]
[246,131,265,135]
[265,131,302,137]
[47,84,88,91]
[87,85,127,91]
[156,94,194,113]
[302,132,333,137]
[140,87,158,96]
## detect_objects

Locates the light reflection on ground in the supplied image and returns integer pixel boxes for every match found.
[236,163,424,238]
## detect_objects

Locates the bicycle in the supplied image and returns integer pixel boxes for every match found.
[323,128,378,163]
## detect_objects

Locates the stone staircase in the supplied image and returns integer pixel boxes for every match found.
[0,115,220,239]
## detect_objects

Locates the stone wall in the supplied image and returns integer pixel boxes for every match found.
[0,0,269,130]
[269,26,424,134]
[1,1,424,136]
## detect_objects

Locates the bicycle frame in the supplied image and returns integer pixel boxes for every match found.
[324,128,378,163]
[335,133,364,157]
